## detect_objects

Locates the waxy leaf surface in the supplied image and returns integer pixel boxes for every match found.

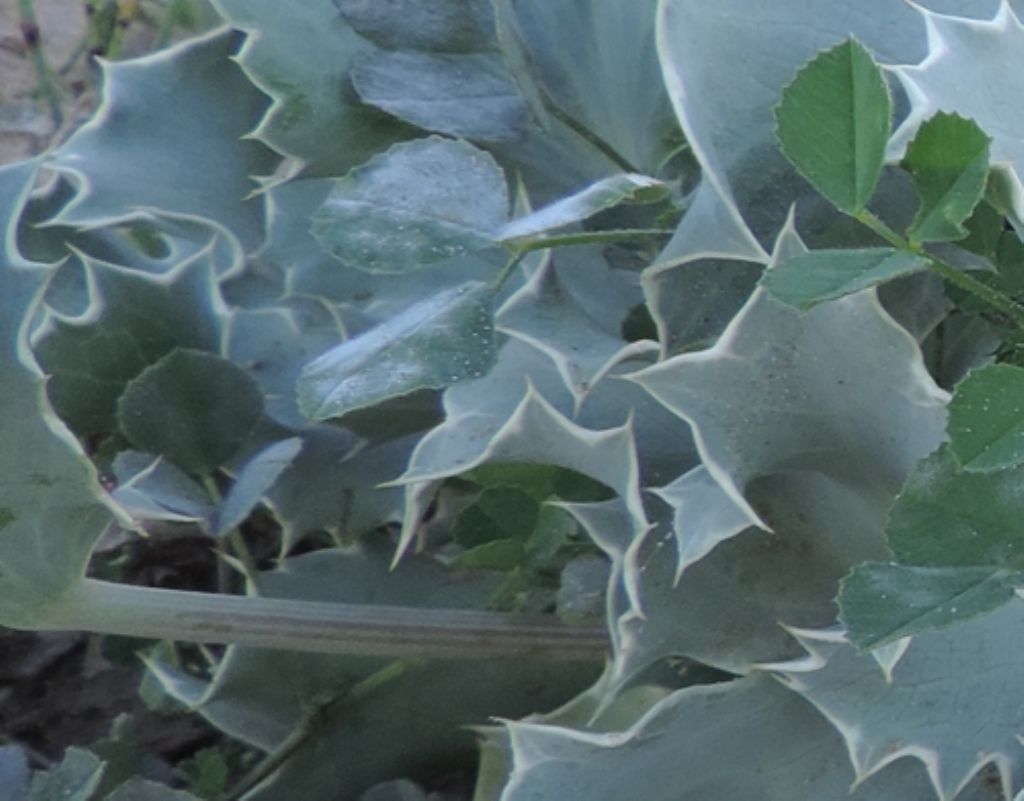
[948,363,1024,471]
[311,137,508,273]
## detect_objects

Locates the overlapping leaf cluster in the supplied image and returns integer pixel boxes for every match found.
[5,1,1024,800]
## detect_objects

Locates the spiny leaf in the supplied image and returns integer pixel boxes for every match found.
[214,438,303,536]
[902,112,991,243]
[117,349,264,475]
[298,282,496,421]
[761,247,929,309]
[46,28,276,248]
[779,608,1024,800]
[775,38,891,214]
[311,137,508,273]
[949,363,1024,472]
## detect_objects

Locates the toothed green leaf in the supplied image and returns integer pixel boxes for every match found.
[775,38,891,214]
[117,349,264,474]
[761,248,929,309]
[949,363,1024,472]
[902,112,991,243]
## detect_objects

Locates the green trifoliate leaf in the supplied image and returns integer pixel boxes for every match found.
[902,112,990,243]
[117,349,264,475]
[496,174,667,243]
[840,563,1019,649]
[311,137,508,273]
[890,3,1024,227]
[213,438,303,537]
[298,282,496,421]
[352,52,527,143]
[775,38,891,214]
[761,247,930,309]
[888,447,1024,569]
[840,446,1024,646]
[948,363,1024,472]
[452,486,539,548]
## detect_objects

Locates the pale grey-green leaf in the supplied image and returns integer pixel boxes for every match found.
[502,674,972,801]
[779,604,1024,799]
[336,0,496,52]
[46,29,277,248]
[311,137,508,273]
[298,282,496,421]
[111,452,213,525]
[214,438,302,536]
[352,52,527,143]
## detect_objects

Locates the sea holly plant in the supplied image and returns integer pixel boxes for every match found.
[7,1,1024,800]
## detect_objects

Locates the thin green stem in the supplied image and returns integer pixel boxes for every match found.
[36,578,610,662]
[856,209,1024,330]
[490,250,528,292]
[511,228,675,254]
[17,0,63,131]
[222,660,420,801]
[202,474,259,585]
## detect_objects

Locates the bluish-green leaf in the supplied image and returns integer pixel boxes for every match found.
[214,438,303,536]
[311,137,508,273]
[352,52,527,143]
[111,452,214,525]
[839,563,1020,649]
[948,363,1024,472]
[335,0,496,52]
[902,112,991,243]
[298,282,496,421]
[117,349,264,475]
[775,38,892,213]
[761,247,930,308]
[212,0,408,177]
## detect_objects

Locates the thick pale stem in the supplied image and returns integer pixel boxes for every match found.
[37,578,609,661]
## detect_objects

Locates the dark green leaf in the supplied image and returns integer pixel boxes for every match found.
[902,112,990,243]
[761,247,929,308]
[888,447,1024,568]
[775,38,891,213]
[839,563,1018,649]
[452,486,539,547]
[949,364,1024,472]
[352,52,527,143]
[298,282,496,421]
[310,137,508,273]
[117,349,264,474]
[449,537,525,570]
